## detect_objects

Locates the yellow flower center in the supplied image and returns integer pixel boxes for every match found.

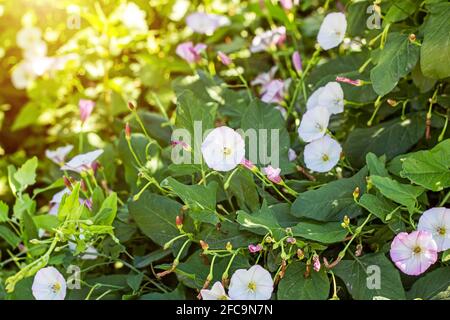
[223,147,232,156]
[219,295,228,300]
[248,281,257,291]
[322,154,330,162]
[438,227,446,236]
[52,282,61,293]
[413,246,422,254]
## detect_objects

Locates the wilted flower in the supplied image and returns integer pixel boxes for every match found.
[250,26,286,53]
[201,126,245,172]
[417,207,450,252]
[241,158,256,171]
[176,42,207,63]
[304,135,342,172]
[79,99,95,123]
[317,12,347,50]
[288,148,297,162]
[61,149,104,173]
[298,107,330,142]
[46,145,74,165]
[200,282,230,300]
[186,12,230,35]
[307,82,344,115]
[228,265,273,300]
[217,51,232,66]
[263,165,282,184]
[248,244,263,253]
[32,267,66,300]
[390,230,438,276]
[313,255,321,272]
[292,51,302,73]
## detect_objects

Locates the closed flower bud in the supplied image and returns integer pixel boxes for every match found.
[353,187,360,201]
[63,176,73,190]
[343,215,350,228]
[297,248,304,260]
[200,240,209,251]
[387,99,398,107]
[226,241,233,251]
[286,237,296,244]
[128,101,136,111]
[409,34,416,42]
[176,215,183,229]
[125,122,131,140]
[313,254,321,272]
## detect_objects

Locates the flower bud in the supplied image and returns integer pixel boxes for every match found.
[217,51,232,66]
[63,176,73,190]
[355,244,363,257]
[286,237,296,244]
[125,122,131,140]
[226,241,233,251]
[176,215,183,230]
[297,248,304,260]
[128,101,136,111]
[248,243,263,253]
[409,34,416,42]
[200,240,209,251]
[313,254,321,272]
[353,187,360,201]
[336,76,362,86]
[387,99,398,107]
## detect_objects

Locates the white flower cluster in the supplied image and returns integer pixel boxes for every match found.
[298,82,344,173]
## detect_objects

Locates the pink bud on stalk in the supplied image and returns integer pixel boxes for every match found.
[248,244,263,253]
[217,51,232,66]
[280,0,293,10]
[79,99,95,123]
[241,158,256,171]
[263,165,282,184]
[336,76,362,86]
[313,255,321,272]
[292,51,302,73]
[125,122,131,140]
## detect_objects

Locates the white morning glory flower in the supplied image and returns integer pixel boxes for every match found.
[307,82,344,115]
[228,265,273,300]
[16,26,42,50]
[61,149,103,173]
[186,12,230,35]
[11,61,36,89]
[250,66,278,88]
[32,267,67,300]
[304,135,342,172]
[46,145,74,165]
[200,282,230,300]
[298,106,330,142]
[119,2,148,33]
[417,207,450,252]
[317,12,347,50]
[201,126,245,172]
[68,242,98,260]
[250,26,286,53]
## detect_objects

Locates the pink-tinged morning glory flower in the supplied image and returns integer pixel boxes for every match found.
[61,149,104,173]
[263,165,282,184]
[200,282,230,300]
[292,51,302,73]
[298,106,330,142]
[248,244,263,253]
[217,51,232,66]
[241,158,256,171]
[250,26,286,53]
[260,79,290,104]
[288,148,297,162]
[49,188,71,216]
[176,42,207,64]
[79,99,95,123]
[336,76,362,86]
[390,230,438,276]
[45,145,74,165]
[417,207,450,252]
[313,255,321,272]
[186,12,230,35]
[304,135,342,172]
[307,82,344,115]
[279,0,293,10]
[228,265,273,300]
[201,126,245,172]
[32,267,67,300]
[317,12,347,50]
[251,66,278,88]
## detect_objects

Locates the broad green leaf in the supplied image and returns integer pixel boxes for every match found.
[291,221,348,244]
[134,249,172,268]
[291,168,368,222]
[198,221,259,250]
[236,202,284,240]
[344,114,425,168]
[93,193,118,226]
[13,157,38,192]
[371,176,424,213]
[22,210,38,243]
[0,201,9,223]
[0,225,20,247]
[359,193,398,222]
[11,103,40,131]
[128,191,182,248]
[161,177,219,225]
[366,153,389,177]
[420,3,450,79]
[370,33,420,96]
[334,253,406,300]
[58,183,81,221]
[277,262,330,300]
[401,139,450,191]
[347,0,371,37]
[32,178,65,198]
[240,99,293,173]
[33,214,59,231]
[385,0,419,23]
[227,168,260,212]
[408,267,450,300]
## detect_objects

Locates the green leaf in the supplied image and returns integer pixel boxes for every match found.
[236,202,284,240]
[198,220,259,250]
[227,169,260,212]
[359,193,398,222]
[240,99,293,173]
[161,177,219,225]
[93,192,118,226]
[344,114,425,168]
[366,153,389,177]
[58,183,82,221]
[334,253,406,300]
[140,286,186,300]
[277,262,330,300]
[291,221,348,244]
[0,201,9,223]
[33,214,59,231]
[291,167,368,222]
[400,139,450,191]
[385,0,419,23]
[420,3,450,79]
[22,210,38,243]
[371,176,424,213]
[128,192,182,248]
[370,33,420,96]
[0,225,20,247]
[134,249,172,268]
[408,267,450,299]
[13,157,38,192]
